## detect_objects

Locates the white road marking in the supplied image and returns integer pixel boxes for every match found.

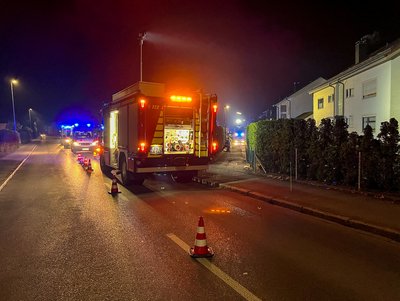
[166,233,263,301]
[0,145,37,192]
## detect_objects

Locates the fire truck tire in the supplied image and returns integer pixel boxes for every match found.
[171,171,197,183]
[119,155,131,186]
[100,154,111,176]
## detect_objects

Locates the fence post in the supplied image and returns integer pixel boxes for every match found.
[358,151,361,191]
[253,149,256,173]
[295,148,298,181]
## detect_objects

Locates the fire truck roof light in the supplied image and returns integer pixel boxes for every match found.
[170,95,192,102]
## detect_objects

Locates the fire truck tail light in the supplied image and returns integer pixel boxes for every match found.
[139,142,146,152]
[213,104,218,113]
[139,99,146,108]
[212,142,217,152]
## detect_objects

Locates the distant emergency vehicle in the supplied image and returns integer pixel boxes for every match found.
[70,123,100,154]
[60,123,100,153]
[60,125,73,148]
[99,81,218,185]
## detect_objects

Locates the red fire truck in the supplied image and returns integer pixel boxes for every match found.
[99,81,218,185]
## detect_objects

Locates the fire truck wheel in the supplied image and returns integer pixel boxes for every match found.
[119,155,131,185]
[171,171,196,183]
[100,154,111,176]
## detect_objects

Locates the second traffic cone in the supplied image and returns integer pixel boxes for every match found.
[108,175,121,195]
[83,157,88,169]
[189,216,214,258]
[86,159,93,173]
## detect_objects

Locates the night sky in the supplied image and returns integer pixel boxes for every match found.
[1,1,400,127]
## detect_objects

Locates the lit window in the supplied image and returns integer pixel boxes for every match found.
[318,98,324,109]
[362,116,376,132]
[362,79,377,99]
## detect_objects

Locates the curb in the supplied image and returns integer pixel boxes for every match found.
[219,183,400,243]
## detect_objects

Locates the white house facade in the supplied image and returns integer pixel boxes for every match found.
[310,39,400,135]
[275,77,326,120]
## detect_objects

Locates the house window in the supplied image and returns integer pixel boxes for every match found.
[362,79,377,99]
[318,98,324,109]
[346,88,354,98]
[362,116,376,132]
[328,94,335,102]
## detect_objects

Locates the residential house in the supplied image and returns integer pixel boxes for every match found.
[275,77,326,120]
[309,36,400,134]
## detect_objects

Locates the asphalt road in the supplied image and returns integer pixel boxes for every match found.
[0,139,400,300]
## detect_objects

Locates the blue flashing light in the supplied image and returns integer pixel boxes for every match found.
[101,125,104,130]
[61,125,65,129]
[87,123,91,127]
[240,132,245,137]
[74,123,79,127]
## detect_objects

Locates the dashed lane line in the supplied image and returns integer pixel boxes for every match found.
[166,233,263,301]
[0,145,37,192]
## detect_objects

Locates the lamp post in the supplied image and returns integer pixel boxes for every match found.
[10,79,18,131]
[223,105,230,138]
[29,108,32,129]
[138,32,147,82]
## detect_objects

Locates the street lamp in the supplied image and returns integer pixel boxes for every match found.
[29,108,33,129]
[223,105,230,138]
[223,105,230,127]
[10,79,18,131]
[138,32,147,82]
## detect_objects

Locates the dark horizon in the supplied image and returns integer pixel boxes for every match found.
[1,1,400,127]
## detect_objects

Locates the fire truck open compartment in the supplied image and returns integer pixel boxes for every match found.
[164,106,194,155]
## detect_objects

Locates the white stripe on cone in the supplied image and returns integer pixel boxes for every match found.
[194,239,208,247]
[197,227,205,233]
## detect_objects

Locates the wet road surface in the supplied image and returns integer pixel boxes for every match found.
[1,139,400,300]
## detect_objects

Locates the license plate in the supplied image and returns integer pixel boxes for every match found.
[150,145,163,155]
[82,148,89,151]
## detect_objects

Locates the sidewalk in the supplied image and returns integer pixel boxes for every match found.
[196,144,400,243]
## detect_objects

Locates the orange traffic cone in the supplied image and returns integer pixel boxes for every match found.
[189,216,214,258]
[108,175,121,195]
[86,159,93,173]
[83,157,88,168]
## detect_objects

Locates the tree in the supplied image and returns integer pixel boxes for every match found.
[360,125,381,189]
[377,118,400,190]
